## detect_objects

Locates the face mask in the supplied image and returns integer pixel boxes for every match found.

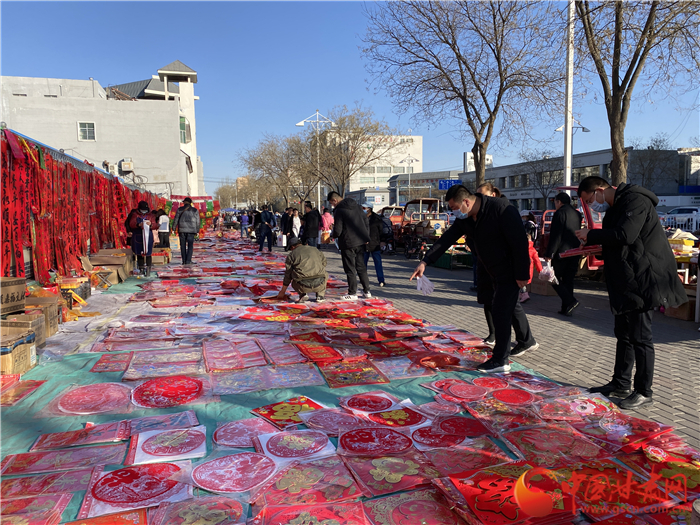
[589,200,609,213]
[454,210,468,220]
[139,208,148,214]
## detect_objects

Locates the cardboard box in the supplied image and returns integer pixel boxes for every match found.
[0,329,37,375]
[0,277,26,315]
[530,271,558,296]
[100,265,129,285]
[94,249,134,273]
[25,297,59,338]
[97,248,133,257]
[151,255,168,265]
[664,300,696,321]
[2,313,46,348]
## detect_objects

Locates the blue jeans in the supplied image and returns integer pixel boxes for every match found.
[258,227,273,251]
[179,232,195,264]
[305,236,318,248]
[363,249,385,285]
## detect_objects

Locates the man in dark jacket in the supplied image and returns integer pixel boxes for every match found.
[328,191,371,300]
[173,197,200,265]
[545,192,583,316]
[576,176,687,410]
[362,202,386,287]
[276,237,328,303]
[258,205,276,252]
[301,201,322,249]
[279,208,291,250]
[411,185,538,373]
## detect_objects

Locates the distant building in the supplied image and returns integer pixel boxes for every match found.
[387,170,462,205]
[463,152,493,173]
[348,135,423,193]
[0,60,204,197]
[459,147,698,211]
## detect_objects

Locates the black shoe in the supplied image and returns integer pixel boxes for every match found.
[619,391,653,410]
[469,285,478,291]
[562,301,580,317]
[476,358,511,373]
[589,382,632,398]
[510,341,539,357]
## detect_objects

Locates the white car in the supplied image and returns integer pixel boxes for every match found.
[659,206,700,230]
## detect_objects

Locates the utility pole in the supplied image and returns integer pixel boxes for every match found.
[296,110,334,208]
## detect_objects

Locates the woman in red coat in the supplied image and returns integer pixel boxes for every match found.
[128,201,157,277]
[520,233,543,303]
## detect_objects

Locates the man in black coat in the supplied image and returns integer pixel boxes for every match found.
[362,202,386,287]
[328,191,371,300]
[280,208,292,250]
[545,193,583,316]
[301,201,322,249]
[411,185,538,373]
[576,176,687,410]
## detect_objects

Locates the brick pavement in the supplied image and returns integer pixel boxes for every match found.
[316,245,700,449]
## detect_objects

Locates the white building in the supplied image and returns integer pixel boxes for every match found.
[463,151,493,173]
[348,135,423,193]
[0,60,204,197]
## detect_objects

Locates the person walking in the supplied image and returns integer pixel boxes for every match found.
[575,176,687,409]
[276,237,328,303]
[362,202,386,287]
[301,201,322,248]
[291,208,302,238]
[279,208,290,249]
[545,192,583,316]
[129,201,157,276]
[173,197,200,266]
[258,205,276,252]
[328,191,372,300]
[240,211,250,238]
[411,185,538,373]
[321,207,334,232]
[156,209,170,248]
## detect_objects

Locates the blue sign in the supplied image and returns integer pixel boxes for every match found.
[438,179,461,190]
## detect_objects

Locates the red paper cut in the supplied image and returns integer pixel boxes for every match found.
[57,383,132,415]
[412,426,466,448]
[339,428,413,456]
[472,377,509,390]
[63,509,148,524]
[446,383,488,400]
[30,421,129,451]
[141,428,206,456]
[303,409,363,436]
[251,396,324,430]
[131,376,202,408]
[0,380,46,406]
[367,407,426,427]
[345,393,395,412]
[343,451,441,497]
[0,468,97,499]
[491,388,534,406]
[126,410,199,435]
[263,431,331,459]
[150,496,245,525]
[437,416,491,437]
[91,463,180,504]
[1,444,126,476]
[90,352,134,373]
[213,418,279,448]
[363,488,464,525]
[424,438,512,476]
[259,501,368,525]
[192,453,277,493]
[415,402,461,418]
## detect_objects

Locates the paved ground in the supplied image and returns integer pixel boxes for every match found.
[316,245,700,449]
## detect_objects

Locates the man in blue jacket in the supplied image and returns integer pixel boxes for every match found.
[411,184,538,373]
[258,205,276,253]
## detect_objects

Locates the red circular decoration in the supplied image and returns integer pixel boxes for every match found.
[417,402,461,418]
[132,376,203,408]
[394,500,462,524]
[141,429,206,456]
[264,431,329,458]
[431,379,467,392]
[339,427,413,455]
[192,453,276,493]
[91,463,180,505]
[158,497,244,523]
[447,384,488,400]
[492,388,534,406]
[367,408,426,427]
[438,416,490,437]
[472,377,509,390]
[306,410,362,435]
[58,383,131,415]
[213,419,278,448]
[412,426,466,448]
[346,394,394,412]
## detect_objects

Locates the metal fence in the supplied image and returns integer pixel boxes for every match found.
[661,214,700,232]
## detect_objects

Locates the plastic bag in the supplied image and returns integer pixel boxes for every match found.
[538,261,559,285]
[416,276,434,296]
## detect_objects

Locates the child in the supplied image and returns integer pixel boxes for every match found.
[521,233,542,303]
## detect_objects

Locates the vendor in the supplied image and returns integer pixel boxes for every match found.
[129,200,156,277]
[276,237,328,303]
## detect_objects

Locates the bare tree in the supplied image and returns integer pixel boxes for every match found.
[363,1,564,186]
[298,104,405,197]
[627,133,677,192]
[518,150,565,204]
[575,1,700,186]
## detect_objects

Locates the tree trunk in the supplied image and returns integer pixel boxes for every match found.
[472,142,487,187]
[609,119,628,186]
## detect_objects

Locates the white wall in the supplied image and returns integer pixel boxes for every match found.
[349,135,423,192]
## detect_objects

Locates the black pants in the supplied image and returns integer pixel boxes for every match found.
[179,232,195,264]
[552,256,579,309]
[340,246,371,295]
[490,279,535,365]
[137,255,152,268]
[258,227,273,252]
[158,231,170,248]
[612,310,654,397]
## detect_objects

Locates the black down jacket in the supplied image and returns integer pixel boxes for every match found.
[586,183,687,315]
[331,198,370,250]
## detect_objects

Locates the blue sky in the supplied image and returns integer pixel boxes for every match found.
[2,1,698,196]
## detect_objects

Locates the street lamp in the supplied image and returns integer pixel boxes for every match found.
[556,124,590,189]
[399,154,419,202]
[296,110,335,208]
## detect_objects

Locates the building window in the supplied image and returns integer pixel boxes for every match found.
[359,167,375,174]
[376,176,391,183]
[360,177,375,183]
[498,177,507,189]
[393,167,405,174]
[180,117,192,144]
[78,122,95,141]
[376,166,392,174]
[12,93,27,97]
[44,94,57,98]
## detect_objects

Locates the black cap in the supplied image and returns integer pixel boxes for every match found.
[183,197,193,204]
[138,201,149,210]
[288,237,302,247]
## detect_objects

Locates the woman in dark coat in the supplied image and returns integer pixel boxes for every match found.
[128,200,157,276]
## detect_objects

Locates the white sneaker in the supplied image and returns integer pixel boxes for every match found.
[341,294,359,301]
[363,291,373,298]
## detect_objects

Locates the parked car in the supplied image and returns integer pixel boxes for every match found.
[659,206,700,231]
